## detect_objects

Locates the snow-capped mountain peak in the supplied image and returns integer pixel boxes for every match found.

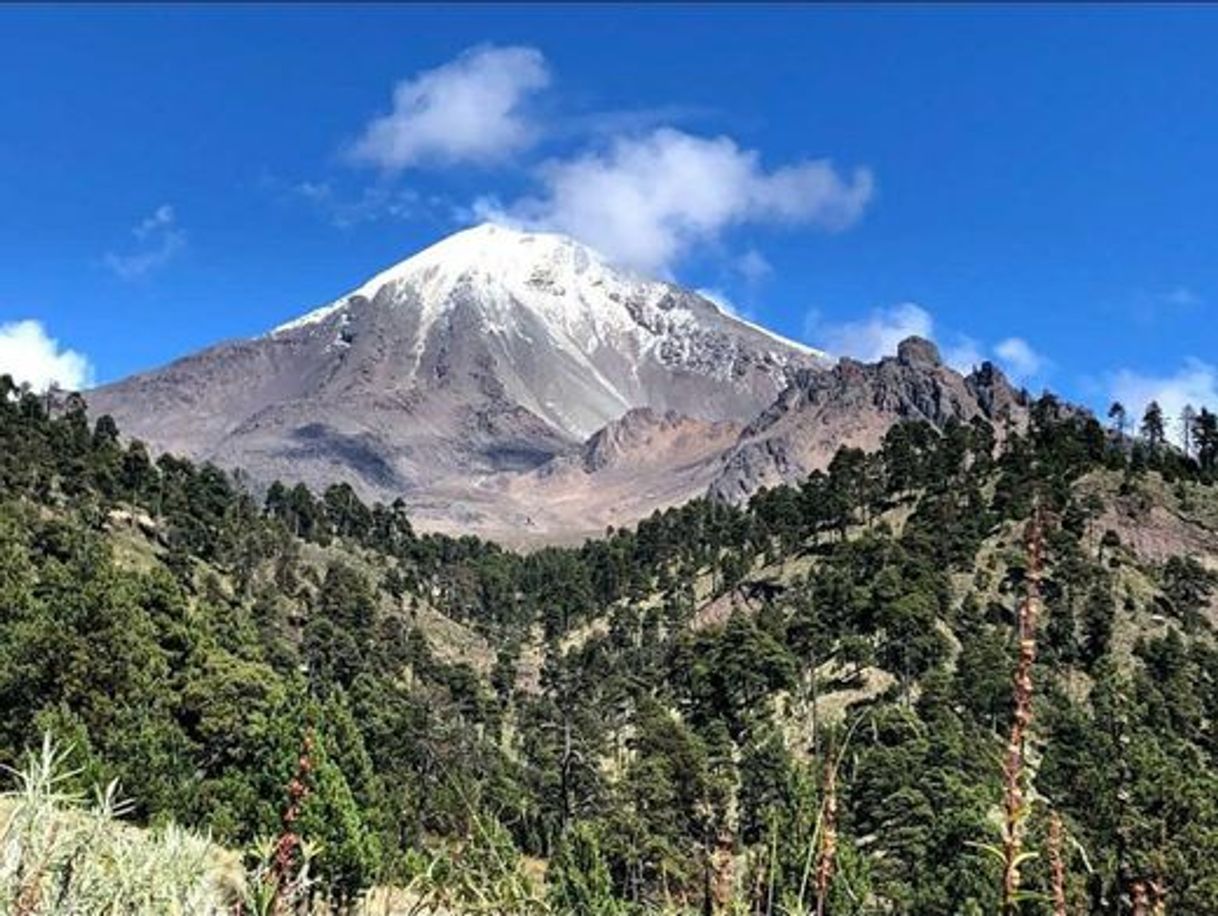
[89,221,829,539]
[262,221,828,444]
[271,223,824,362]
[272,223,662,336]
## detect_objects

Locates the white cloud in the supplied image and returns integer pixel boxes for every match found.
[812,302,933,362]
[993,336,1045,381]
[806,305,1050,380]
[294,181,331,202]
[942,335,986,374]
[477,127,873,275]
[349,45,550,171]
[734,248,773,285]
[0,319,93,392]
[104,204,185,279]
[135,204,175,239]
[1110,359,1218,442]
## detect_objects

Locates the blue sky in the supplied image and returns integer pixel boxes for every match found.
[1,5,1216,429]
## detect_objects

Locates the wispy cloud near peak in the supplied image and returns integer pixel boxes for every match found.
[104,204,185,280]
[349,45,550,171]
[477,127,873,275]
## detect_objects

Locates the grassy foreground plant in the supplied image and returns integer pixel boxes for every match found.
[0,734,243,915]
[1000,511,1043,913]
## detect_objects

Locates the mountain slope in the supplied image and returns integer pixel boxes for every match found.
[8,384,1218,912]
[416,407,743,544]
[88,224,824,525]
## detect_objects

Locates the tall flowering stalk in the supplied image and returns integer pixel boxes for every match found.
[814,755,838,916]
[271,731,314,914]
[1048,811,1067,916]
[1149,878,1167,916]
[798,713,869,916]
[1131,880,1150,916]
[1001,509,1043,914]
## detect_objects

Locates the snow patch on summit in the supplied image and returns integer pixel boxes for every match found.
[270,223,827,363]
[272,223,664,338]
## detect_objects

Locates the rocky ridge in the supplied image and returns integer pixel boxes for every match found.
[708,337,1029,501]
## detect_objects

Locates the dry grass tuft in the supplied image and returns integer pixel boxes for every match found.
[0,735,242,914]
[1000,510,1043,914]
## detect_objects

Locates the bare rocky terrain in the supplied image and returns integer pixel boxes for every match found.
[416,408,744,544]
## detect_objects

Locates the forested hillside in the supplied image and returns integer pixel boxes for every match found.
[3,374,1218,914]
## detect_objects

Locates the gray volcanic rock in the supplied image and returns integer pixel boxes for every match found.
[578,407,692,473]
[896,336,942,370]
[431,407,743,546]
[88,224,825,522]
[708,336,1029,502]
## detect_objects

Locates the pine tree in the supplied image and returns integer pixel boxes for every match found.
[1141,401,1165,454]
[548,822,622,915]
[297,727,382,908]
[1192,407,1217,472]
[1180,404,1198,457]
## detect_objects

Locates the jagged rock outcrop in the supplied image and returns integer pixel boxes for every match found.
[574,407,709,473]
[708,336,1029,502]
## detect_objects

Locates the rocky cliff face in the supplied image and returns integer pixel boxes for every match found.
[708,336,1028,502]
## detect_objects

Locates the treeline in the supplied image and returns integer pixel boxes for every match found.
[2,373,1218,912]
